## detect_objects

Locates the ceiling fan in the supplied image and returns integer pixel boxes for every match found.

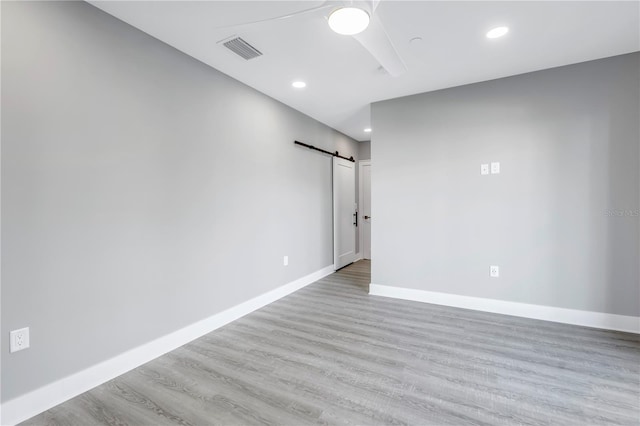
[215,0,407,77]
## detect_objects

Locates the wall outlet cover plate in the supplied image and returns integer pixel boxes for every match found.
[490,266,500,277]
[10,327,30,353]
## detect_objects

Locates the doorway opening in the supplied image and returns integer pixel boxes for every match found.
[359,160,371,260]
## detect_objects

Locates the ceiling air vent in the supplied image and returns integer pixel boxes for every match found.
[222,37,263,60]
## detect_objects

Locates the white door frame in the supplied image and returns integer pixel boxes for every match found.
[358,160,371,260]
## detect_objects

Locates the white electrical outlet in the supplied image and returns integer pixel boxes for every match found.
[283,255,289,266]
[491,162,500,174]
[10,327,30,353]
[490,266,500,278]
[480,164,489,175]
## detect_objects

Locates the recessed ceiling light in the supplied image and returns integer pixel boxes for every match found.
[292,81,306,89]
[364,128,372,133]
[486,26,509,39]
[328,7,370,36]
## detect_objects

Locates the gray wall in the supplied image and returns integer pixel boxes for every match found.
[1,1,358,401]
[371,53,640,317]
[359,141,371,161]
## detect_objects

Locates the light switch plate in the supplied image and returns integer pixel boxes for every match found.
[491,162,500,174]
[480,164,489,175]
[283,255,289,266]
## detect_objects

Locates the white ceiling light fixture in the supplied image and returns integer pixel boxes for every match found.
[486,26,509,39]
[292,81,307,88]
[328,7,370,36]
[364,128,372,133]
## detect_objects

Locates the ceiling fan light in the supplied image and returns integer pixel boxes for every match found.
[328,7,370,35]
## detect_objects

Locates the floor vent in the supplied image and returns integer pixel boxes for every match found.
[223,37,263,60]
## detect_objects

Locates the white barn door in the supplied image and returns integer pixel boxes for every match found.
[333,157,356,270]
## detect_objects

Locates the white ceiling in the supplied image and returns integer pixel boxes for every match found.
[90,1,640,142]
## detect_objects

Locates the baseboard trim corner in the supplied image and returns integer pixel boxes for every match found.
[369,283,640,334]
[1,265,335,426]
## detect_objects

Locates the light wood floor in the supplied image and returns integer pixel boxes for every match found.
[24,260,640,425]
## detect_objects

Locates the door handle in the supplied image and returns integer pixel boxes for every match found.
[364,215,371,219]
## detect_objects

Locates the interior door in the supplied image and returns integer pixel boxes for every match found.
[360,161,371,259]
[333,157,356,270]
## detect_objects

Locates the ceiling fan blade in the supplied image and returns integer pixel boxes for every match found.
[370,0,382,13]
[213,1,333,34]
[352,13,407,77]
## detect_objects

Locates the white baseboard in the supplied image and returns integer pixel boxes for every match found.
[1,265,335,426]
[369,284,640,334]
[354,253,362,262]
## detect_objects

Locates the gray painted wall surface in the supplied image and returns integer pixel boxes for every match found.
[1,1,358,401]
[371,53,640,317]
[359,141,371,161]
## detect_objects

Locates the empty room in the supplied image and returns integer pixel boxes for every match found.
[1,1,639,425]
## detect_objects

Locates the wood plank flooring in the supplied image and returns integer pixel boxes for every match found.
[23,260,640,425]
